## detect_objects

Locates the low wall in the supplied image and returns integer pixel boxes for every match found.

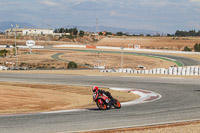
[0,66,8,70]
[53,45,200,55]
[100,66,200,76]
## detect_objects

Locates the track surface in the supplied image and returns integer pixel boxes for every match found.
[0,73,200,133]
[55,48,200,66]
[0,53,200,133]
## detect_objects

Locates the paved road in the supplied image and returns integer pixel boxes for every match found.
[0,73,200,133]
[54,49,200,66]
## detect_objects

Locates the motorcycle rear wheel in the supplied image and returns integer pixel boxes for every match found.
[96,100,107,110]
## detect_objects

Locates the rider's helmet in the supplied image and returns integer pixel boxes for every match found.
[92,86,98,93]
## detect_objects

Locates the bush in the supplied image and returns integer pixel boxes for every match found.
[67,61,77,68]
[194,43,200,52]
[0,49,9,57]
[183,46,192,51]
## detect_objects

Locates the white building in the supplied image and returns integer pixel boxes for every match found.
[5,28,54,36]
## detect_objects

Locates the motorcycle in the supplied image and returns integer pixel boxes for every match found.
[93,92,121,110]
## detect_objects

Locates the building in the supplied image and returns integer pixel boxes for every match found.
[53,33,71,36]
[5,28,54,36]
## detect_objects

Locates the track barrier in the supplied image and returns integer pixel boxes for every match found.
[52,45,200,55]
[100,66,200,76]
[0,66,8,70]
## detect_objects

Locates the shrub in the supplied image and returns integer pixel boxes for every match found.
[183,46,192,51]
[67,61,77,69]
[0,49,9,57]
[194,43,200,52]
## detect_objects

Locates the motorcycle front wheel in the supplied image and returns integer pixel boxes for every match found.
[113,99,121,109]
[96,99,107,110]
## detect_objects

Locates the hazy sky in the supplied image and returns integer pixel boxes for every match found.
[0,0,200,33]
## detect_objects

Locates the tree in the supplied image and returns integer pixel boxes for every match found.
[67,61,78,68]
[99,32,103,35]
[194,43,200,52]
[146,34,151,37]
[72,28,78,36]
[54,28,58,33]
[116,32,123,36]
[60,28,65,33]
[175,30,200,37]
[0,49,9,57]
[167,34,174,37]
[105,32,112,36]
[79,30,84,37]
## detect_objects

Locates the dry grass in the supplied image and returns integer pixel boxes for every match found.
[60,50,175,69]
[0,82,139,114]
[0,48,177,70]
[0,49,71,69]
[95,37,200,50]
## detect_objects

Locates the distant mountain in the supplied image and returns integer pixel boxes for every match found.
[64,25,158,35]
[0,21,38,32]
[0,21,159,35]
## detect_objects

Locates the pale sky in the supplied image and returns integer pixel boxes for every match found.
[0,0,200,33]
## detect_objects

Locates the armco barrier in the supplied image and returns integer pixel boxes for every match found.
[0,66,8,70]
[95,46,200,55]
[100,66,200,76]
[182,68,186,75]
[160,68,165,74]
[168,68,173,75]
[199,68,200,75]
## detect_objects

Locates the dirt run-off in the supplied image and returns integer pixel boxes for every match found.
[0,82,139,114]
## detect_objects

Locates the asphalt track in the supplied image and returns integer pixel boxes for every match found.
[54,48,200,66]
[0,73,200,133]
[0,53,200,133]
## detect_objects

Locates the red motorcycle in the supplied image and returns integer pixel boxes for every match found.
[93,92,121,110]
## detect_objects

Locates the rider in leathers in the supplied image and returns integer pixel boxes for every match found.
[93,86,114,108]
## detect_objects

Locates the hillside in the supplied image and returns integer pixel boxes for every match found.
[0,35,96,46]
[0,21,38,32]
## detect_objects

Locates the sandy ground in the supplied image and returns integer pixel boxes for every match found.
[0,49,70,69]
[95,37,200,50]
[1,48,198,70]
[60,50,176,69]
[0,48,177,69]
[0,82,139,114]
